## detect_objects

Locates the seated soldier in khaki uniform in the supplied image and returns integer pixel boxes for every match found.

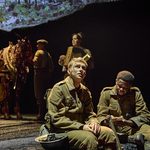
[97,70,150,148]
[45,57,116,150]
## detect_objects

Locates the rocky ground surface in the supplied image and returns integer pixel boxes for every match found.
[0,114,45,150]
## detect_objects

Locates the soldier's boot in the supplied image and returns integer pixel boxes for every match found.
[2,103,11,119]
[14,105,22,120]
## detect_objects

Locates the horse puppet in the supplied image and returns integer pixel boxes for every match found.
[0,37,33,119]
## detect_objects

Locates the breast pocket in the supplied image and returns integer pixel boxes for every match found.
[109,99,122,116]
[64,96,76,108]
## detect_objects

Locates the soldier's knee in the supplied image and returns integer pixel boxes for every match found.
[68,131,98,150]
[80,131,98,143]
[99,126,116,143]
[87,132,98,142]
[82,133,98,150]
[101,126,115,135]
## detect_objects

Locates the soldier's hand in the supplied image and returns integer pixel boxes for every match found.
[26,66,29,73]
[58,55,66,66]
[101,115,110,126]
[121,119,135,127]
[83,124,93,132]
[111,116,130,126]
[88,122,101,135]
[83,122,101,135]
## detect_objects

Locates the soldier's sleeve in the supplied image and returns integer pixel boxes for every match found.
[47,52,54,73]
[129,87,150,128]
[33,50,44,63]
[97,87,112,124]
[47,83,84,130]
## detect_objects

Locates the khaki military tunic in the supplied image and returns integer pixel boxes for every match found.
[47,76,96,130]
[45,77,116,150]
[97,86,150,141]
[33,49,53,101]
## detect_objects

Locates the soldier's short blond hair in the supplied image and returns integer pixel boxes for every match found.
[68,57,88,69]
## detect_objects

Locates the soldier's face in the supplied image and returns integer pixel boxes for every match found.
[72,35,81,47]
[68,61,86,82]
[116,79,131,96]
[37,43,44,50]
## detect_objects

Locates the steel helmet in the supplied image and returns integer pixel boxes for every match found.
[35,133,69,150]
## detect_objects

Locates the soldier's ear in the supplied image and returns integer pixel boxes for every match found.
[67,69,71,75]
[115,79,118,84]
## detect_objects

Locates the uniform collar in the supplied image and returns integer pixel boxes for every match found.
[110,85,118,96]
[110,85,132,96]
[64,76,84,91]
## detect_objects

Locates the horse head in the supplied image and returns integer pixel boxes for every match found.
[0,37,33,82]
[14,37,33,68]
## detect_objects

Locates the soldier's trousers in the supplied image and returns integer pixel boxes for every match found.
[67,126,116,150]
[116,123,150,141]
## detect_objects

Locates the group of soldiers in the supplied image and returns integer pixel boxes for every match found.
[33,32,93,121]
[1,32,150,149]
[34,32,150,150]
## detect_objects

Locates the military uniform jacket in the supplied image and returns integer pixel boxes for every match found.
[33,49,53,99]
[97,86,150,128]
[33,49,53,72]
[46,76,96,131]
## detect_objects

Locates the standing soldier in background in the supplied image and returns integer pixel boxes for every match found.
[58,32,94,87]
[33,39,54,121]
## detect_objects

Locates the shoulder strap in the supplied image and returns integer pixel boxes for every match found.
[60,83,72,99]
[44,83,71,108]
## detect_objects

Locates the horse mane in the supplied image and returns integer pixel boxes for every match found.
[0,38,33,75]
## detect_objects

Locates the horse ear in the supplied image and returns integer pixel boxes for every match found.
[24,36,27,41]
[17,40,21,43]
[9,41,13,45]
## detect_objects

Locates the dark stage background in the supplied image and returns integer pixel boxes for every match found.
[0,0,150,113]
